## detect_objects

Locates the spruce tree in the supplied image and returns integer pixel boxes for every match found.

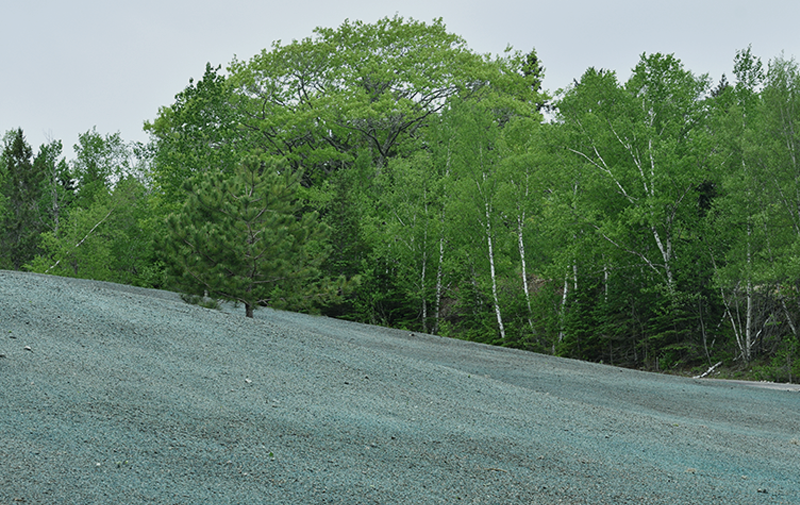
[1,129,45,269]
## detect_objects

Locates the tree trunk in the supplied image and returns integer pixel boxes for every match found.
[744,220,753,362]
[557,272,569,353]
[433,233,445,335]
[420,248,428,334]
[433,145,452,336]
[517,214,534,332]
[745,280,753,362]
[651,225,674,292]
[484,200,505,339]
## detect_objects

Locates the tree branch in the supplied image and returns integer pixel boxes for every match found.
[45,208,114,273]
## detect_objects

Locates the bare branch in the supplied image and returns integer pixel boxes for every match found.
[45,208,114,273]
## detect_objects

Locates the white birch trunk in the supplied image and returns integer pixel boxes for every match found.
[420,192,429,334]
[745,279,753,362]
[511,175,534,332]
[651,226,674,290]
[484,199,505,339]
[433,144,452,336]
[433,233,445,335]
[744,220,753,362]
[574,131,678,291]
[557,272,569,351]
[420,247,428,334]
[517,217,534,331]
[573,262,579,293]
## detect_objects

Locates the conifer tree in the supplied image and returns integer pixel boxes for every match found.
[163,155,330,317]
[1,128,45,269]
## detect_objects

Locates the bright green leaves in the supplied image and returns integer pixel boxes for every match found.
[552,53,719,365]
[146,64,247,211]
[626,53,710,137]
[558,54,711,291]
[144,16,547,324]
[226,15,542,176]
[72,128,134,208]
[26,175,158,287]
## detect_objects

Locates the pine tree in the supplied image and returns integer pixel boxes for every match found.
[163,155,331,317]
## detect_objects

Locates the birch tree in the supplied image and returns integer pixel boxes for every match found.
[554,55,713,366]
[710,51,800,366]
[557,55,710,295]
[446,99,508,340]
[707,47,766,363]
[495,117,548,335]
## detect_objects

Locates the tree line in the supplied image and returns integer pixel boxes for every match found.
[3,16,799,381]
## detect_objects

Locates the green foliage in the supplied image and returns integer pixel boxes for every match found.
[1,129,45,269]
[145,64,247,211]
[226,15,543,178]
[162,155,334,317]
[71,128,133,207]
[9,18,800,380]
[26,176,160,287]
[549,53,724,368]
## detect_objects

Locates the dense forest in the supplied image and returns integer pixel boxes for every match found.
[3,17,800,381]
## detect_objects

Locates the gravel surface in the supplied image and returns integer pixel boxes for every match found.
[1,270,799,504]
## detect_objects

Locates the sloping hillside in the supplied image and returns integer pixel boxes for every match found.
[1,270,798,504]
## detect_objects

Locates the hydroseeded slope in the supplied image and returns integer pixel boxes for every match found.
[1,270,798,504]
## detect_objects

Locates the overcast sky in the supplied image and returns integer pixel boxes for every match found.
[3,0,799,156]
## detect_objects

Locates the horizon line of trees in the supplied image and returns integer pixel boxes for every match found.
[3,16,800,381]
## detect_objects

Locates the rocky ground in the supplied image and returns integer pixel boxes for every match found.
[1,270,798,504]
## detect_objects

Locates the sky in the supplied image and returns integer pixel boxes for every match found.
[2,0,800,157]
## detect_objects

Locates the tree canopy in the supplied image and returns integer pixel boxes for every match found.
[4,16,800,381]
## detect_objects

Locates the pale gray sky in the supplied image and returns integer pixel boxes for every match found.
[2,0,799,155]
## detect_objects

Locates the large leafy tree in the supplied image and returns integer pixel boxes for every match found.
[705,50,800,373]
[704,47,768,363]
[71,128,133,208]
[558,56,710,293]
[146,64,247,210]
[724,52,800,369]
[226,16,543,179]
[163,155,330,317]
